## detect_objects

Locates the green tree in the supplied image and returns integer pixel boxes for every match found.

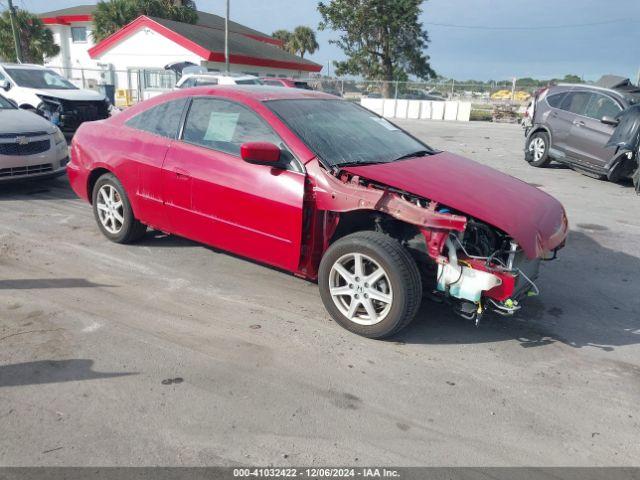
[0,9,60,64]
[272,29,293,50]
[318,0,435,97]
[560,74,582,83]
[289,26,319,59]
[93,0,198,42]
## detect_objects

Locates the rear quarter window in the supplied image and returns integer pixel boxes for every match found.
[546,93,565,108]
[125,98,187,139]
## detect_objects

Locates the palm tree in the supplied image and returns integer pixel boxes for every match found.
[93,0,198,42]
[290,26,319,59]
[0,9,60,63]
[272,29,292,50]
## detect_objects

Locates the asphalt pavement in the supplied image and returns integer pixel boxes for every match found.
[1,120,638,466]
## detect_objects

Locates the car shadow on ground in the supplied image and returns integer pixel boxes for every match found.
[0,359,136,388]
[0,177,78,201]
[395,231,640,352]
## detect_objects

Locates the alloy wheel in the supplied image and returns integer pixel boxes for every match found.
[529,137,546,161]
[96,184,124,234]
[328,252,393,325]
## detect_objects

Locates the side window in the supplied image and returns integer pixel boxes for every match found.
[180,78,195,88]
[546,93,565,108]
[584,94,621,120]
[125,98,187,139]
[560,92,592,115]
[182,98,281,156]
[264,80,283,87]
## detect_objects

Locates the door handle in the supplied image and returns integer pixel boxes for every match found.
[572,120,585,127]
[173,168,190,180]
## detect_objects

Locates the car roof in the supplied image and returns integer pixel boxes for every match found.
[115,86,340,125]
[551,83,626,97]
[176,85,338,102]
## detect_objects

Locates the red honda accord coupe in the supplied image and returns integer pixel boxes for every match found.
[68,86,568,339]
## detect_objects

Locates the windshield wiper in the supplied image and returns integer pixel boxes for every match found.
[392,150,433,162]
[334,160,391,168]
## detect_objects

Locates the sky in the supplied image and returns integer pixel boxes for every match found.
[14,0,640,82]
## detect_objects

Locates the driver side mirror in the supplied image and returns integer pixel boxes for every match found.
[0,79,10,91]
[240,142,281,165]
[601,115,619,126]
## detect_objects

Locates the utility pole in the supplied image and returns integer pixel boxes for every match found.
[7,0,23,63]
[224,0,230,73]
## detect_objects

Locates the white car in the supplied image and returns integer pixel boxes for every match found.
[0,63,110,133]
[175,72,263,89]
[0,94,69,182]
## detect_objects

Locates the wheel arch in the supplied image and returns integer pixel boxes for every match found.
[87,167,115,205]
[527,124,553,145]
[329,209,423,247]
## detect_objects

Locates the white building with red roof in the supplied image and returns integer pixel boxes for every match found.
[39,5,321,95]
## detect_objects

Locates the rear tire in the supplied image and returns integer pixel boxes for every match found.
[92,173,146,244]
[526,131,551,167]
[318,231,422,339]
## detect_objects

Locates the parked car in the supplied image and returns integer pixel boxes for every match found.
[175,72,262,89]
[524,81,639,182]
[68,87,568,339]
[0,64,110,134]
[0,94,69,182]
[260,78,312,90]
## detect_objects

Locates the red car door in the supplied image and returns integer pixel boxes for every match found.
[162,97,306,272]
[121,97,188,231]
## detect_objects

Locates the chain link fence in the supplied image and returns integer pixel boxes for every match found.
[46,65,538,121]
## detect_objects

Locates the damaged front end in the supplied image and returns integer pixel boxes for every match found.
[605,104,640,194]
[306,160,567,325]
[433,221,548,324]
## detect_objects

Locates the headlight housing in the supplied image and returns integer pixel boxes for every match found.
[52,127,66,145]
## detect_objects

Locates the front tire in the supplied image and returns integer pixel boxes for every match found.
[526,131,551,167]
[318,231,422,339]
[92,173,146,244]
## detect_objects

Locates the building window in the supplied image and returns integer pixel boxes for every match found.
[142,69,176,90]
[71,27,87,43]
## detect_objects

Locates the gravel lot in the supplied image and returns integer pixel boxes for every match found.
[1,120,639,466]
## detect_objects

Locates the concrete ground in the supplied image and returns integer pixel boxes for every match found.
[0,120,638,466]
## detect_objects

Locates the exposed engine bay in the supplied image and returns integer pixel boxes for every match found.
[397,195,543,325]
[310,161,558,325]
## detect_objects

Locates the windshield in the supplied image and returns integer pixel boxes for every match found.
[0,96,16,109]
[5,68,78,90]
[267,99,431,166]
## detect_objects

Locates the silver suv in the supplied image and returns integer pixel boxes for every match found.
[524,79,639,183]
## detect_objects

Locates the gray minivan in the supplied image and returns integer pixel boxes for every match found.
[524,81,639,182]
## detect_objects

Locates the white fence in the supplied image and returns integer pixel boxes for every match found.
[361,98,472,122]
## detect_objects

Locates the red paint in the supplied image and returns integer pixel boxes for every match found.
[241,33,283,47]
[241,142,281,163]
[41,14,92,25]
[462,258,517,302]
[343,154,568,259]
[88,16,322,72]
[68,87,568,292]
[260,78,305,88]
